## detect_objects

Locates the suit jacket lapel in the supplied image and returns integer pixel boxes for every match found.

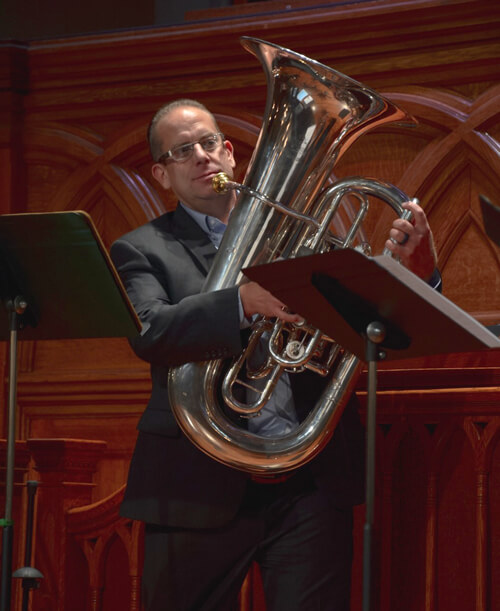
[171,205,217,274]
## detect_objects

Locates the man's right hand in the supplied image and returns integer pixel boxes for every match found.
[239,281,303,324]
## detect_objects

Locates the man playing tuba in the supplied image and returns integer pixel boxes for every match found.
[111,98,439,611]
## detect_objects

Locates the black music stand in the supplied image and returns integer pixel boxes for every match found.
[480,194,500,247]
[244,248,500,611]
[0,211,141,611]
[479,195,500,336]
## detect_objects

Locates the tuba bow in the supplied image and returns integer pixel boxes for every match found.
[168,37,417,474]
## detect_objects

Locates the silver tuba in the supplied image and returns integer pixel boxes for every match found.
[168,37,416,474]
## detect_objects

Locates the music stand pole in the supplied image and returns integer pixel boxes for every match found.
[362,322,386,611]
[1,296,27,611]
[12,481,44,611]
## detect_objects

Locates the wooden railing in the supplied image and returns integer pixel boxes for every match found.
[3,359,500,611]
[66,487,264,611]
[66,486,143,611]
[0,439,263,611]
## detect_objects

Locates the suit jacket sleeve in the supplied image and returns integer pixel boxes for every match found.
[110,217,243,368]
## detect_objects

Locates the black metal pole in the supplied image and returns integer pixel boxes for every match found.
[13,481,43,611]
[0,524,14,611]
[22,482,37,570]
[362,321,386,611]
[1,297,27,611]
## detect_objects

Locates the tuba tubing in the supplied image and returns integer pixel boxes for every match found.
[168,37,417,474]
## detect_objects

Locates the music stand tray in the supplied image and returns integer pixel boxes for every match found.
[0,210,140,340]
[243,248,500,360]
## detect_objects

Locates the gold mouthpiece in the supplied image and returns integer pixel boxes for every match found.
[212,172,230,194]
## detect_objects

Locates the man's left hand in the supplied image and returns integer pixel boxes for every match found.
[384,200,437,281]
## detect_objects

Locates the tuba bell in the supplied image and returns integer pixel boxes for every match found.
[168,37,417,474]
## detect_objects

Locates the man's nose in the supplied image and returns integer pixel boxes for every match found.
[192,142,210,160]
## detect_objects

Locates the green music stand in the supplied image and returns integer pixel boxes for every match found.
[0,211,140,611]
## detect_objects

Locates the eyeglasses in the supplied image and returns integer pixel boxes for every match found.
[157,132,225,164]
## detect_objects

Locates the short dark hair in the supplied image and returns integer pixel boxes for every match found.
[147,99,219,162]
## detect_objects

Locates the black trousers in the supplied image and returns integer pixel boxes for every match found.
[142,472,354,611]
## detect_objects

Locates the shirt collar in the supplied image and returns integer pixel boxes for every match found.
[180,202,226,248]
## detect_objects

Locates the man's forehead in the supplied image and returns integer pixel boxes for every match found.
[161,106,216,133]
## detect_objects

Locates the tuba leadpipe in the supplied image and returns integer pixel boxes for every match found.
[168,37,417,474]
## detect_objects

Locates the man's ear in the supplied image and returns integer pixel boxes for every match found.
[152,163,171,189]
[224,140,236,169]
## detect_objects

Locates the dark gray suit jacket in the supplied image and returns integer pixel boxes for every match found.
[110,205,365,529]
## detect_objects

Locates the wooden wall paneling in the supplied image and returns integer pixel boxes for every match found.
[66,486,143,611]
[435,424,476,610]
[66,486,265,611]
[22,0,500,127]
[379,422,429,611]
[0,43,28,217]
[463,416,497,611]
[1,1,499,610]
[354,369,500,611]
[23,122,164,228]
[490,431,500,611]
[17,337,151,500]
[15,439,106,611]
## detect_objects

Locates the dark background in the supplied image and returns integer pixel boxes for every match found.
[0,0,236,41]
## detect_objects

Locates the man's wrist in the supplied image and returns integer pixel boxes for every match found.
[238,287,252,328]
